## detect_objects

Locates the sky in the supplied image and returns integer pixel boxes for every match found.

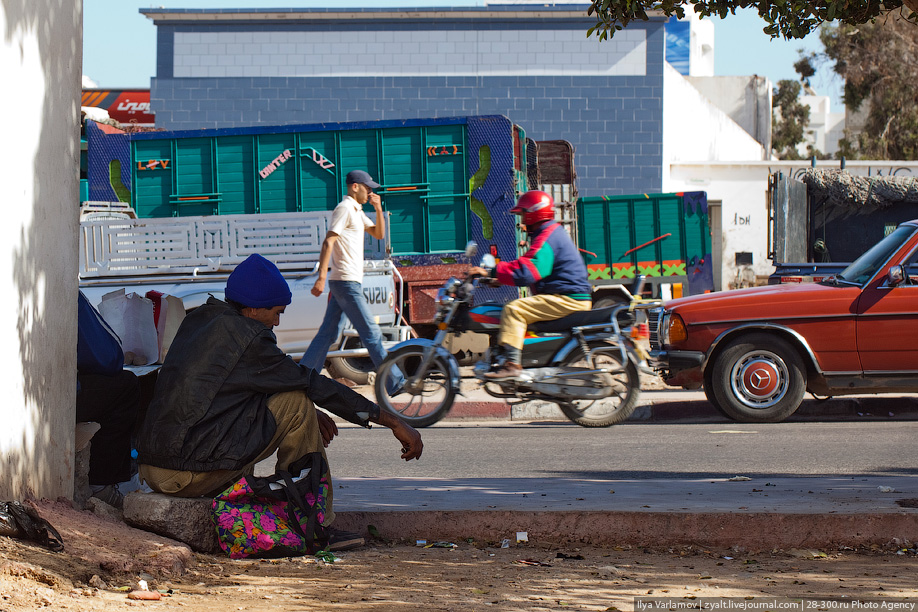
[82,0,844,110]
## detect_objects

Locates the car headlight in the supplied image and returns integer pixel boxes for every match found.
[659,312,671,346]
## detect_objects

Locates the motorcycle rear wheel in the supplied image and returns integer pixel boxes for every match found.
[558,342,640,427]
[374,346,457,428]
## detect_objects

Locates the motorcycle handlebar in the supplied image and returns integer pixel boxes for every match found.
[466,267,499,286]
[477,276,501,288]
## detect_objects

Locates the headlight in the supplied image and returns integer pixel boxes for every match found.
[437,277,462,305]
[436,288,454,305]
[659,312,671,345]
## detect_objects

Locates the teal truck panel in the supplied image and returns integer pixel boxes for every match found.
[85,116,521,272]
[577,192,713,295]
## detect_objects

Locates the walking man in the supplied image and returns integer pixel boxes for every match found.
[300,170,404,393]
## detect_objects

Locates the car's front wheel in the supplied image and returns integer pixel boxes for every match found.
[710,333,806,423]
[325,336,373,385]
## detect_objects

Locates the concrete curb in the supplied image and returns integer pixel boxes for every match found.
[334,510,918,551]
[442,394,918,423]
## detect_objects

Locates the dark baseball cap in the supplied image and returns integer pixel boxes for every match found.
[345,170,380,189]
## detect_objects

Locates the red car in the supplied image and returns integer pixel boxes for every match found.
[650,220,918,422]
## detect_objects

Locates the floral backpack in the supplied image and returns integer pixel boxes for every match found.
[210,452,330,559]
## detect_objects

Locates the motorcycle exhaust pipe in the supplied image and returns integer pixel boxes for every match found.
[540,367,626,379]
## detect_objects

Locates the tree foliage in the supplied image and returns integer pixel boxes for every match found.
[586,0,918,41]
[800,17,918,159]
[772,80,811,160]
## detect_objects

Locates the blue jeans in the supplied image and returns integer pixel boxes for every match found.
[300,280,404,394]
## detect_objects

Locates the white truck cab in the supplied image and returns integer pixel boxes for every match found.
[78,204,410,383]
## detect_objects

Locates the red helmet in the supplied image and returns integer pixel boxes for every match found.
[511,190,555,226]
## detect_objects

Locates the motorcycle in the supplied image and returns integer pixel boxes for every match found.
[373,242,657,427]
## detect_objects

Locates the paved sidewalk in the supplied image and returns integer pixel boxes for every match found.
[334,475,918,515]
[330,474,918,550]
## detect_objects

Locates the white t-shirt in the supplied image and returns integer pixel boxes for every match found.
[328,195,375,283]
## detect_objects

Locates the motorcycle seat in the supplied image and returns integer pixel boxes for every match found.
[529,306,619,333]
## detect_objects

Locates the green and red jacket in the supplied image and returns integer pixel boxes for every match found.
[495,222,591,300]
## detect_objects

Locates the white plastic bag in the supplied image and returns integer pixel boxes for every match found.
[98,289,159,366]
[145,291,186,363]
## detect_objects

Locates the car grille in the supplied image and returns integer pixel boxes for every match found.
[648,306,663,350]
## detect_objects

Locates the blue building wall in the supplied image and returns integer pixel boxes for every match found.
[146,10,665,197]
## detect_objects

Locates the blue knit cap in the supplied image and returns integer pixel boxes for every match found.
[226,254,292,308]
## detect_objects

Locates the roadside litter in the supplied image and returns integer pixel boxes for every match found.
[127,579,164,601]
[0,501,63,552]
[514,559,551,566]
[423,541,458,549]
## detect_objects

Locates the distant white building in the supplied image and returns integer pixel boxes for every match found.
[665,12,714,77]
[799,94,846,158]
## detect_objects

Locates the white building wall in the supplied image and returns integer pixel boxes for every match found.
[662,65,766,292]
[667,161,918,291]
[173,28,647,78]
[0,3,81,500]
[685,75,772,153]
[662,64,765,169]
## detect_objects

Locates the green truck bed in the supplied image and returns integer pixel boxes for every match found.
[577,191,712,296]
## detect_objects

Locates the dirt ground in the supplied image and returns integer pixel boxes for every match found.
[1,499,917,611]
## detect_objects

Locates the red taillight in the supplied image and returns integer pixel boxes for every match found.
[630,322,650,340]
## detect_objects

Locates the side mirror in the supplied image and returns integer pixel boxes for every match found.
[481,254,496,268]
[888,265,907,286]
[465,241,478,258]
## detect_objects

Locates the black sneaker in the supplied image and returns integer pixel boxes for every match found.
[90,484,124,509]
[326,528,365,552]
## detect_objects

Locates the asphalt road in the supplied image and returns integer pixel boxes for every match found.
[324,420,918,480]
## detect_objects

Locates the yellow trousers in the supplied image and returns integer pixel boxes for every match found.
[139,391,334,525]
[500,294,592,351]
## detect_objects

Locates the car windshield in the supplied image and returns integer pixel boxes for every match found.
[837,225,917,285]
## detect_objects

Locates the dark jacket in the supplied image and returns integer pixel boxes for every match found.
[137,297,378,473]
[495,222,592,299]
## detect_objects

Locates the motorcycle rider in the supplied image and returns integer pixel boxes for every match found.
[469,190,592,380]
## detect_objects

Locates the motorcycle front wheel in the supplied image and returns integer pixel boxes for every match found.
[374,345,457,428]
[558,341,640,427]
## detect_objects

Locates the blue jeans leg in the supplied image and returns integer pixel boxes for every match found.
[300,291,347,372]
[328,280,405,394]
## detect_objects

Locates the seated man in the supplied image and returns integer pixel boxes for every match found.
[469,190,592,380]
[136,253,423,550]
[77,290,141,509]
